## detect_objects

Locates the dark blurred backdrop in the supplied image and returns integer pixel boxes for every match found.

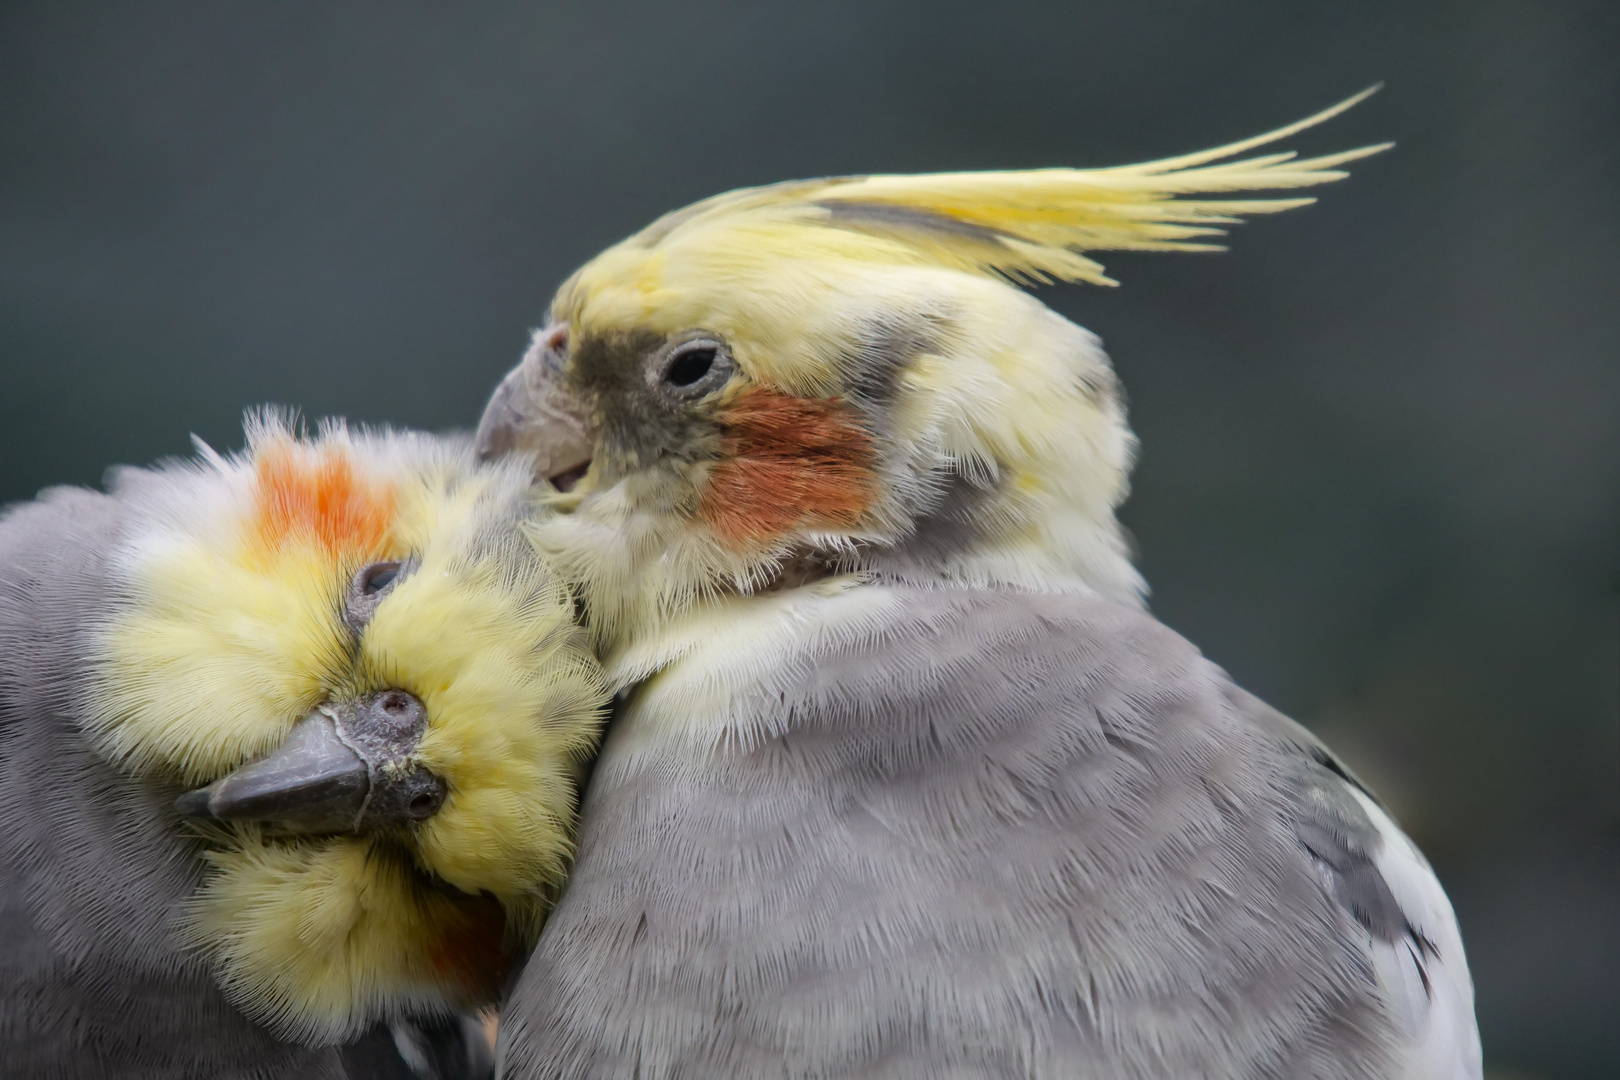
[2,2,1615,1076]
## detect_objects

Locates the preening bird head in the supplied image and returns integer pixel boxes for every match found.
[86,413,605,1044]
[477,90,1388,660]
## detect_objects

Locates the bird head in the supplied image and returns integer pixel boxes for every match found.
[85,412,605,1044]
[477,91,1387,662]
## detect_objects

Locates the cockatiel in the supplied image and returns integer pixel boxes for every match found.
[477,89,1483,1079]
[0,414,605,1078]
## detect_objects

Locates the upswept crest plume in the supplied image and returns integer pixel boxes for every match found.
[617,86,1389,287]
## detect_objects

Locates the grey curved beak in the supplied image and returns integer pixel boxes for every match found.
[177,691,445,834]
[475,322,595,490]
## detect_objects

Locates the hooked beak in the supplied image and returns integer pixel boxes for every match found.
[475,321,595,491]
[176,689,446,834]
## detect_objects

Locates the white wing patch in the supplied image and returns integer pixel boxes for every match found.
[1349,787,1483,1080]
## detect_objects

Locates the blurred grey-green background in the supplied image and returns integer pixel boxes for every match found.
[1,2,1615,1075]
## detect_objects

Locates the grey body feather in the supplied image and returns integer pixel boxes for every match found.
[503,584,1479,1079]
[0,485,486,1080]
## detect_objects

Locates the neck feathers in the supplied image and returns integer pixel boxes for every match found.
[845,283,1144,606]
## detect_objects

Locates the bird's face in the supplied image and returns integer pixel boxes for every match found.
[86,416,604,1044]
[477,203,1141,661]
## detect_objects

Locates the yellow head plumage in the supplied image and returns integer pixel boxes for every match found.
[477,90,1388,665]
[87,413,605,1043]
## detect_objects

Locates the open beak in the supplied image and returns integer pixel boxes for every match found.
[474,321,595,490]
[176,689,446,834]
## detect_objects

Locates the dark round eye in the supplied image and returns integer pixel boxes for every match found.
[664,346,716,387]
[344,559,414,632]
[651,335,734,401]
[360,561,401,595]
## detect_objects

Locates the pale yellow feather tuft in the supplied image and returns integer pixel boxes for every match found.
[361,489,603,933]
[95,546,352,784]
[186,833,505,1044]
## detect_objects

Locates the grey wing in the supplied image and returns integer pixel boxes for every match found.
[0,488,349,1079]
[1234,690,1483,1080]
[503,585,1478,1079]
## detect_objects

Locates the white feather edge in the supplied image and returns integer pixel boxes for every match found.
[1347,787,1483,1080]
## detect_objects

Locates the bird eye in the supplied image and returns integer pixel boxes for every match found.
[360,562,402,595]
[651,334,734,401]
[664,346,716,387]
[345,559,414,632]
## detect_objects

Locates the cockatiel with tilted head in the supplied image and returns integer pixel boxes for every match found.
[0,415,605,1079]
[477,89,1482,1079]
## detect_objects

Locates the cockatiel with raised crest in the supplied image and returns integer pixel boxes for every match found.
[0,415,605,1079]
[477,89,1483,1079]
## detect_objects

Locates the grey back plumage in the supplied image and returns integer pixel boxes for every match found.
[0,485,348,1078]
[502,584,1478,1079]
[0,485,492,1080]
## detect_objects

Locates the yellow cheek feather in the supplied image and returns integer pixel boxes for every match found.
[360,540,603,937]
[94,544,351,785]
[187,832,508,1045]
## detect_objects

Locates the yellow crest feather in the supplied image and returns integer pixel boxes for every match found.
[810,85,1389,284]
[565,86,1389,323]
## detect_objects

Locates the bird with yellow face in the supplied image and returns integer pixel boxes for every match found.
[0,413,605,1079]
[478,90,1483,1079]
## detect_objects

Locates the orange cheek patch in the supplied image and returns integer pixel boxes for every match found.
[699,386,877,549]
[250,439,396,559]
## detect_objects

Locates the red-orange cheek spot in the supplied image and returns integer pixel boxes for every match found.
[250,440,396,559]
[699,386,876,549]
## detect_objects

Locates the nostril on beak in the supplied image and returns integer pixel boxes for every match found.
[358,689,427,742]
[475,321,595,480]
[408,789,444,820]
